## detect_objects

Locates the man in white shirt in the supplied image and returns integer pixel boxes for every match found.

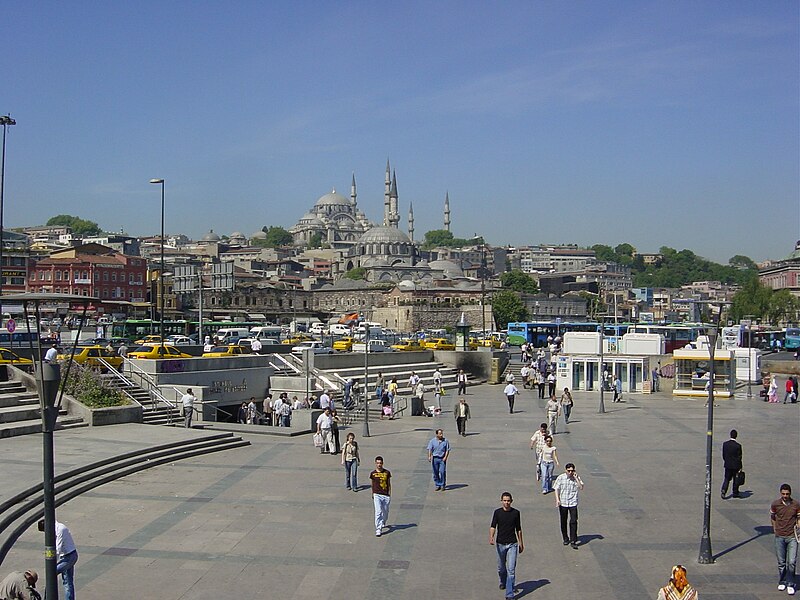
[44,344,58,364]
[409,372,420,391]
[433,369,442,387]
[272,395,284,426]
[38,519,78,600]
[250,338,262,354]
[181,388,197,428]
[319,391,331,410]
[316,407,336,454]
[503,382,519,414]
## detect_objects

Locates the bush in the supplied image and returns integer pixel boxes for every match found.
[62,367,129,409]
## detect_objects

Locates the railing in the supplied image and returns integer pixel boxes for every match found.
[94,358,146,409]
[121,358,179,420]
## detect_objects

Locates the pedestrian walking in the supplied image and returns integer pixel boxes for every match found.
[341,432,360,491]
[721,429,743,499]
[237,402,247,424]
[770,483,800,594]
[560,388,573,424]
[457,369,468,395]
[454,397,471,436]
[545,395,560,434]
[553,463,584,549]
[504,381,519,414]
[547,371,556,397]
[316,407,336,455]
[434,384,444,412]
[0,569,39,600]
[612,375,622,402]
[785,378,796,404]
[529,423,549,482]
[375,372,385,400]
[427,429,451,491]
[489,492,524,599]
[656,565,698,600]
[181,388,197,428]
[539,436,558,494]
[38,519,78,600]
[331,409,341,453]
[370,456,392,536]
[652,366,661,393]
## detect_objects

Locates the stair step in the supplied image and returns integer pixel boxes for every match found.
[0,415,86,438]
[0,396,39,409]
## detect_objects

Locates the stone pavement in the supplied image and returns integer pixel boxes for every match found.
[1,383,798,599]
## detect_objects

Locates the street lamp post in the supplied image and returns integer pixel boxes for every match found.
[480,243,487,339]
[743,316,754,399]
[0,115,17,328]
[149,179,165,354]
[598,317,606,414]
[698,305,725,564]
[363,325,371,437]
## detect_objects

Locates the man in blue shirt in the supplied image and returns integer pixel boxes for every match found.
[426,429,451,491]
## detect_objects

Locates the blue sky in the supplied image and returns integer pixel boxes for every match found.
[3,1,798,263]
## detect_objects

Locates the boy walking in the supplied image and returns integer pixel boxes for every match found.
[370,456,392,537]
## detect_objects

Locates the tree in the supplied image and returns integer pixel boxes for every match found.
[729,278,772,322]
[421,230,483,250]
[768,289,800,326]
[308,232,324,249]
[500,269,539,294]
[343,267,367,281]
[729,255,757,271]
[492,290,529,329]
[261,226,293,248]
[591,244,616,262]
[46,214,102,236]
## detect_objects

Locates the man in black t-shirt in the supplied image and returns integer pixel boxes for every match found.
[370,456,392,537]
[489,491,524,599]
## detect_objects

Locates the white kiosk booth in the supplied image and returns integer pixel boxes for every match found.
[555,353,651,393]
[672,348,736,398]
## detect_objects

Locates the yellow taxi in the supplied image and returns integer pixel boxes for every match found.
[57,345,123,370]
[282,333,313,345]
[332,336,355,352]
[202,345,250,358]
[424,338,456,351]
[390,339,424,351]
[0,348,33,366]
[128,344,192,359]
[134,334,162,345]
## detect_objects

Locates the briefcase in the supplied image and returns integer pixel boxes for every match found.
[735,470,746,486]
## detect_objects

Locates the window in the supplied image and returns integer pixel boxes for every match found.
[55,271,61,281]
[63,271,69,280]
[38,271,44,280]
[103,272,108,282]
[94,272,99,281]
[45,272,51,281]
[111,273,117,282]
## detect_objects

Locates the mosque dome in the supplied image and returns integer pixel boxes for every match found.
[428,259,464,277]
[202,230,221,242]
[230,231,244,238]
[250,230,267,239]
[299,212,325,226]
[358,226,411,245]
[315,189,350,207]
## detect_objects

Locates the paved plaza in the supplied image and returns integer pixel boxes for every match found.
[1,382,799,599]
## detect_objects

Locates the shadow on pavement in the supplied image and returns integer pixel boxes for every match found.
[386,523,417,533]
[577,533,605,545]
[515,578,550,597]
[713,525,772,560]
[444,483,468,491]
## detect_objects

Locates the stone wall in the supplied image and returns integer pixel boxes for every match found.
[371,304,493,333]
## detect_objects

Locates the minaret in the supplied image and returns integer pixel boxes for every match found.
[408,202,415,242]
[350,173,357,210]
[444,191,451,232]
[389,170,400,228]
[383,158,391,226]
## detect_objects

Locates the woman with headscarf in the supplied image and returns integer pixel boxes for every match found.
[657,565,698,600]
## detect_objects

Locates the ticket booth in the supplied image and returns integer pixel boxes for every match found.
[556,354,650,393]
[672,349,735,398]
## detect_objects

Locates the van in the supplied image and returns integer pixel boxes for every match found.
[329,324,351,336]
[215,327,251,343]
[249,325,282,340]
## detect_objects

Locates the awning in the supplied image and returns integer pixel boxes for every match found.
[247,313,267,320]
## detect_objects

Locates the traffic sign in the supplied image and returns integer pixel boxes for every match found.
[6,318,16,333]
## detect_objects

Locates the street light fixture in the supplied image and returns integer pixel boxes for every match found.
[598,316,606,414]
[0,115,17,328]
[149,179,165,355]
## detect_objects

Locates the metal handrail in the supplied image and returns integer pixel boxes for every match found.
[121,358,179,419]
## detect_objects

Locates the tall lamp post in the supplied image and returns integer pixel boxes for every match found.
[0,115,17,328]
[698,304,725,564]
[362,325,371,437]
[480,243,487,339]
[598,316,606,414]
[149,179,165,354]
[743,316,754,399]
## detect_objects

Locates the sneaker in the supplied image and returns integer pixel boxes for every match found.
[375,529,381,537]
[788,586,795,595]
[563,539,570,545]
[499,583,505,590]
[571,542,579,549]
[779,584,786,591]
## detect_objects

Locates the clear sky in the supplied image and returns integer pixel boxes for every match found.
[3,1,798,263]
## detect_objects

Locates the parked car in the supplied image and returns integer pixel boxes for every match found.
[424,338,456,351]
[282,333,313,345]
[78,337,110,346]
[391,339,424,351]
[166,335,193,345]
[0,348,33,366]
[352,340,393,353]
[202,345,251,358]
[134,334,163,345]
[110,337,133,347]
[128,344,192,359]
[57,345,122,371]
[291,340,334,355]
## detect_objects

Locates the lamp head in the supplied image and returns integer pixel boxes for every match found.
[149,178,164,184]
[0,115,15,126]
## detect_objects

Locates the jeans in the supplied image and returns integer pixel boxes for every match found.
[507,395,515,413]
[547,411,558,434]
[541,461,554,493]
[373,494,391,531]
[559,505,579,543]
[57,549,78,600]
[344,460,358,489]
[431,457,446,488]
[281,415,291,427]
[563,404,572,423]
[495,542,518,597]
[775,534,798,586]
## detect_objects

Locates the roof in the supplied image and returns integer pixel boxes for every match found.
[358,226,411,245]
[315,189,350,206]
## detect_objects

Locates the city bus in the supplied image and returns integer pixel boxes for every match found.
[784,327,800,350]
[626,323,708,354]
[111,319,260,340]
[506,322,603,347]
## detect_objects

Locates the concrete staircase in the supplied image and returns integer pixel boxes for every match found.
[100,374,180,426]
[0,380,86,439]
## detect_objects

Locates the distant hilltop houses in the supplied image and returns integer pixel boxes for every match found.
[2,181,795,328]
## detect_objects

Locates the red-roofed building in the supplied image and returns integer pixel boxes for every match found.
[27,243,148,302]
